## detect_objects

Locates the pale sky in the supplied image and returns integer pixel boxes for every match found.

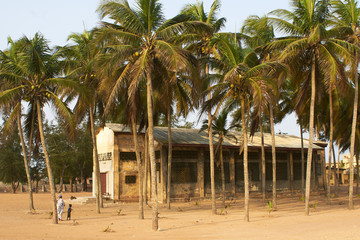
[0,0,317,147]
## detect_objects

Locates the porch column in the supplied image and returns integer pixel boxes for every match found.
[113,136,120,200]
[230,150,236,195]
[312,152,316,189]
[290,152,294,192]
[198,148,205,198]
[160,146,167,203]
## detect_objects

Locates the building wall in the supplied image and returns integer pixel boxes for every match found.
[115,133,145,201]
[95,127,115,198]
[96,130,326,201]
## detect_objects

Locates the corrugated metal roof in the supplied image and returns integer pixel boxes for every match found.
[105,123,326,150]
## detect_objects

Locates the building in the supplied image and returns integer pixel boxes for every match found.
[94,123,327,202]
[325,166,346,185]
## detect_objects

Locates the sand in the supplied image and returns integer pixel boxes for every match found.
[1,187,360,240]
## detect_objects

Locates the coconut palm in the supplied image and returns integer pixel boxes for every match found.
[268,0,353,215]
[97,0,211,230]
[0,33,75,224]
[205,34,280,221]
[60,29,104,213]
[181,0,226,215]
[161,72,197,209]
[200,109,236,207]
[331,0,360,209]
[242,14,285,208]
[0,39,35,211]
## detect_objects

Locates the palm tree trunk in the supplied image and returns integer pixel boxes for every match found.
[349,58,358,209]
[36,100,58,224]
[144,130,148,205]
[206,64,216,215]
[337,149,341,185]
[208,111,216,214]
[131,117,144,219]
[305,59,316,216]
[260,114,266,204]
[332,144,337,194]
[166,107,172,209]
[356,153,359,194]
[146,71,158,231]
[269,103,277,210]
[300,121,305,196]
[89,104,102,213]
[220,138,225,207]
[241,98,249,222]
[327,85,334,204]
[17,109,34,211]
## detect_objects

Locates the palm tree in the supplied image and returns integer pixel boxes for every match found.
[97,0,210,230]
[242,14,285,208]
[206,34,279,221]
[200,109,236,207]
[0,39,35,211]
[0,33,75,224]
[268,0,352,215]
[331,0,360,209]
[60,29,104,213]
[161,72,196,209]
[181,0,226,215]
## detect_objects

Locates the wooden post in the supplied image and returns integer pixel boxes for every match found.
[198,149,205,198]
[312,152,316,189]
[114,135,120,200]
[160,146,167,203]
[229,150,236,195]
[290,152,294,192]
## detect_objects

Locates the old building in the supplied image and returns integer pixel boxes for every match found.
[94,123,327,202]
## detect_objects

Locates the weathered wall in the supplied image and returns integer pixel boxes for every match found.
[95,127,115,198]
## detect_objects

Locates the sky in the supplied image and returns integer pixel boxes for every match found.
[1,0,340,158]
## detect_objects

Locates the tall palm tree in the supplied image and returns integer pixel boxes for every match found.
[0,39,35,211]
[161,72,196,209]
[181,0,226,215]
[206,35,279,221]
[242,14,285,209]
[268,0,352,215]
[60,29,104,213]
[331,0,360,209]
[200,109,236,207]
[0,33,75,224]
[97,0,210,230]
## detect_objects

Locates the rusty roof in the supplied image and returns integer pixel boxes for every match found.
[105,123,326,150]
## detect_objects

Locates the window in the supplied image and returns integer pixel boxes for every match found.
[120,152,137,161]
[172,162,197,183]
[235,162,259,181]
[249,163,260,181]
[204,162,230,185]
[173,150,198,159]
[266,152,288,161]
[293,152,308,161]
[248,152,259,161]
[266,162,288,180]
[125,175,136,184]
[155,151,160,159]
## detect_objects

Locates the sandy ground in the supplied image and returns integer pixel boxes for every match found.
[1,187,360,240]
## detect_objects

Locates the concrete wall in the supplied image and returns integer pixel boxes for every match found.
[94,127,115,198]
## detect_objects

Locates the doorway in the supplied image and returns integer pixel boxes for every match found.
[100,173,107,195]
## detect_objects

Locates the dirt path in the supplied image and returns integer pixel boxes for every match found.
[0,188,360,240]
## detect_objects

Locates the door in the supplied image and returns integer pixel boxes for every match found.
[100,173,107,195]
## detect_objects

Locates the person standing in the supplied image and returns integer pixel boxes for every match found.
[67,204,72,220]
[57,194,65,221]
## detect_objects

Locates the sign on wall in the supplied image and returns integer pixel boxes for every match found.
[98,152,112,162]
